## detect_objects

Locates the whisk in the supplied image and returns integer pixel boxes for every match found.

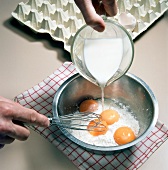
[49,112,106,131]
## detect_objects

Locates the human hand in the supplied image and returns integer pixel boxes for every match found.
[74,0,118,32]
[0,96,49,146]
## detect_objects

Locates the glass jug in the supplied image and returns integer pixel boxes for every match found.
[71,18,134,87]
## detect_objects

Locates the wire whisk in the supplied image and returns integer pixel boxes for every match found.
[49,112,107,131]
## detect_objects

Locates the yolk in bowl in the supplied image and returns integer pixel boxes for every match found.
[79,99,98,112]
[100,109,120,125]
[87,119,108,136]
[114,126,136,145]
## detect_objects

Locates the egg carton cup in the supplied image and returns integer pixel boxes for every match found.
[12,0,168,52]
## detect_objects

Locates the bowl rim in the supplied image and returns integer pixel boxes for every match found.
[52,73,159,152]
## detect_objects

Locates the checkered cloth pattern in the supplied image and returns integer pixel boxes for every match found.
[15,62,168,170]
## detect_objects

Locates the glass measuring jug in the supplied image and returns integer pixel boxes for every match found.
[71,19,134,87]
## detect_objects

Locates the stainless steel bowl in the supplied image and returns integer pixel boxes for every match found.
[52,73,158,154]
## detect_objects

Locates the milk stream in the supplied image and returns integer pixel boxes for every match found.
[84,38,123,111]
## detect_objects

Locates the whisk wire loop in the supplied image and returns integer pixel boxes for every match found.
[49,112,106,131]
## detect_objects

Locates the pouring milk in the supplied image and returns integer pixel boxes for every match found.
[84,38,123,110]
[84,38,123,87]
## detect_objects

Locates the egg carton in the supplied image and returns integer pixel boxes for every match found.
[12,0,168,52]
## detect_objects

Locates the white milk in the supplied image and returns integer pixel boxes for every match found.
[84,38,123,87]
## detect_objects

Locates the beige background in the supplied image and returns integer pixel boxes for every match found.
[0,0,168,169]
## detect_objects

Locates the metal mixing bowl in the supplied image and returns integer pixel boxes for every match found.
[52,73,158,154]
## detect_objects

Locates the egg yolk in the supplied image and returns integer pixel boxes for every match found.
[79,99,98,112]
[114,126,136,145]
[100,109,120,125]
[87,119,108,136]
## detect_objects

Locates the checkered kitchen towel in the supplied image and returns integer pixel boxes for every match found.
[15,62,168,170]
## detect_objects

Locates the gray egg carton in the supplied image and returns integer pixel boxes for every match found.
[12,0,168,52]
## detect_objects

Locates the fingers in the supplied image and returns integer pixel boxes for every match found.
[0,134,15,144]
[102,0,118,16]
[0,121,30,143]
[74,0,118,32]
[0,124,29,145]
[0,97,49,145]
[12,106,49,127]
[0,101,49,127]
[74,0,105,32]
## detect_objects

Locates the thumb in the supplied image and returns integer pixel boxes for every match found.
[74,0,105,32]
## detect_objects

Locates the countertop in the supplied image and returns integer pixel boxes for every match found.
[0,0,168,169]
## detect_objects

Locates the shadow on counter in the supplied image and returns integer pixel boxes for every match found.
[3,17,71,63]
